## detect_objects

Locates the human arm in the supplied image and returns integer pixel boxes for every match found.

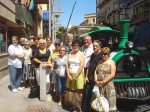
[66,54,73,81]
[97,60,116,87]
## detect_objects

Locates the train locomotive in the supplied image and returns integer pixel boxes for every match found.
[111,20,150,111]
[80,19,150,111]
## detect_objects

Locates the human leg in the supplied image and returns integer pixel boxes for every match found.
[15,68,23,89]
[9,65,17,89]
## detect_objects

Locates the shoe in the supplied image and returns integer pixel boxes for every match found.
[12,88,18,93]
[17,87,24,91]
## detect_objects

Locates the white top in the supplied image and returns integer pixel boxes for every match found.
[23,47,32,64]
[82,43,93,68]
[48,44,55,53]
[69,55,81,73]
[8,44,24,68]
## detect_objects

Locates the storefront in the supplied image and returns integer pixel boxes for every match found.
[0,20,12,79]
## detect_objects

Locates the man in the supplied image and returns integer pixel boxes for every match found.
[82,35,93,74]
[85,40,102,112]
[65,33,73,52]
[19,37,25,46]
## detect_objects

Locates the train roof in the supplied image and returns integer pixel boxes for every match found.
[79,26,120,38]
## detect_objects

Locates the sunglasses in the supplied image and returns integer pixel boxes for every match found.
[102,54,108,56]
[73,44,79,47]
[39,43,45,44]
[55,44,60,46]
[25,44,29,45]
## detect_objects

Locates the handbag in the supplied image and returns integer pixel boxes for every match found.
[64,81,82,110]
[91,88,109,112]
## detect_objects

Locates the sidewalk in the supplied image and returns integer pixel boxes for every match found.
[0,75,52,112]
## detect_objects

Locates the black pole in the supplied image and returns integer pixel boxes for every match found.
[66,1,76,31]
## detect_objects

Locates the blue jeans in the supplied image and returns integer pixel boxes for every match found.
[9,65,22,89]
[55,75,66,95]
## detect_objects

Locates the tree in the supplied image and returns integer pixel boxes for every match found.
[56,27,67,42]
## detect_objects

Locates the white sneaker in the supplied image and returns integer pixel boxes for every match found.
[12,88,18,93]
[17,87,24,91]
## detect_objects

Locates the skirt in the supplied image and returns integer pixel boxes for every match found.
[66,72,84,90]
[23,64,33,80]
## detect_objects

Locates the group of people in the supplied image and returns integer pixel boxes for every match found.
[8,33,117,112]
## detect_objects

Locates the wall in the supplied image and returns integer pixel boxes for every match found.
[0,54,8,79]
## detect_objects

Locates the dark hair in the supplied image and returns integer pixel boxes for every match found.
[72,39,81,47]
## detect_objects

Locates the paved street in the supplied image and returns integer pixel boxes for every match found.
[0,75,51,112]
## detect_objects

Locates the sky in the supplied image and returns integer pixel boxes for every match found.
[54,0,96,27]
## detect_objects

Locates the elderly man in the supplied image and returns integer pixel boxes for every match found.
[82,35,93,73]
[65,33,73,52]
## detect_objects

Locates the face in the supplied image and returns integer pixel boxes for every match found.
[72,43,79,51]
[84,37,91,48]
[67,35,73,42]
[39,42,45,49]
[102,53,109,60]
[46,39,52,46]
[55,43,60,51]
[93,42,100,52]
[20,38,25,45]
[12,39,18,45]
[59,48,66,56]
[25,42,30,49]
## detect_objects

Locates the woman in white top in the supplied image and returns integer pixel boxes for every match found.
[66,39,85,110]
[22,40,33,88]
[8,36,24,93]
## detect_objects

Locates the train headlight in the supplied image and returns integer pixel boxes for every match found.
[125,41,134,49]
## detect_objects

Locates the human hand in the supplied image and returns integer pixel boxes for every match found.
[85,77,89,83]
[68,75,73,81]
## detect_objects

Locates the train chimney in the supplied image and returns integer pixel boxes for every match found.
[118,19,130,49]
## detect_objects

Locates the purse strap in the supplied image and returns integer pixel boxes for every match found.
[100,87,104,97]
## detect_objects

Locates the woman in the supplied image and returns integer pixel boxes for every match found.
[46,37,55,53]
[8,36,24,93]
[33,39,51,92]
[22,40,33,88]
[66,39,85,111]
[94,47,117,111]
[48,40,61,96]
[54,45,67,106]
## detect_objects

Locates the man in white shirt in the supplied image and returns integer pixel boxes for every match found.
[82,35,93,73]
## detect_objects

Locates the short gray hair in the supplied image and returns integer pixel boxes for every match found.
[93,40,101,46]
[83,35,92,40]
[67,33,73,38]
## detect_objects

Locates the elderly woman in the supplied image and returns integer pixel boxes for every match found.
[66,39,85,111]
[8,36,24,93]
[22,40,33,88]
[94,47,117,111]
[54,45,67,106]
[33,39,51,92]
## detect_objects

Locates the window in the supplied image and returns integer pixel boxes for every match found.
[0,27,6,53]
[93,18,95,23]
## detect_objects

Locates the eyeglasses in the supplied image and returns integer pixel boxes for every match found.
[60,50,65,52]
[55,44,60,46]
[25,44,29,45]
[73,44,79,47]
[39,43,45,45]
[102,54,108,56]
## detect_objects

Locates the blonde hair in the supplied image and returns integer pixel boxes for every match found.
[101,47,111,55]
[39,39,46,44]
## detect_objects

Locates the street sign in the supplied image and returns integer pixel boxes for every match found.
[42,10,49,19]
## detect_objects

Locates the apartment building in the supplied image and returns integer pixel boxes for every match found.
[96,0,150,47]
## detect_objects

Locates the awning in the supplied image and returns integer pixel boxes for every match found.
[79,26,120,38]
